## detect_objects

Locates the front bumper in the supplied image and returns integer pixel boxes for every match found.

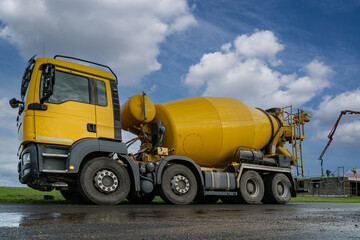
[18,143,70,190]
[18,143,39,184]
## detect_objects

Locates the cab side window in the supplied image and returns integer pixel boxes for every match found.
[46,71,90,104]
[95,80,107,106]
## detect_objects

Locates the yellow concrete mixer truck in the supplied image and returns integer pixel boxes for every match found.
[10,55,311,205]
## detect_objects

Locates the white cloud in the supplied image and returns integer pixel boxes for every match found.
[0,0,196,86]
[313,89,360,126]
[0,97,20,186]
[0,135,20,187]
[0,98,17,118]
[315,121,360,148]
[184,30,332,109]
[149,84,157,94]
[234,30,284,66]
[312,89,360,148]
[0,97,18,132]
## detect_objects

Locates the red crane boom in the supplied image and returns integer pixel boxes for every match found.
[318,110,360,176]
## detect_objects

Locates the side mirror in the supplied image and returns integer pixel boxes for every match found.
[9,98,23,109]
[40,64,55,103]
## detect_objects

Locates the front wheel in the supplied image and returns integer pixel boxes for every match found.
[78,157,130,205]
[159,164,198,205]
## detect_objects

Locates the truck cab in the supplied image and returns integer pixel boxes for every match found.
[13,56,128,195]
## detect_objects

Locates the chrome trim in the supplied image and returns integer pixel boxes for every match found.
[36,136,73,143]
[242,163,292,173]
[41,169,68,173]
[51,182,68,187]
[42,153,69,158]
[236,163,292,188]
[226,172,230,191]
[211,171,215,190]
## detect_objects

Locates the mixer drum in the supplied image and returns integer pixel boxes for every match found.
[154,97,279,167]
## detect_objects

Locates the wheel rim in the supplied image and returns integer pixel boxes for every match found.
[246,179,260,197]
[277,181,289,197]
[171,174,190,195]
[94,169,119,193]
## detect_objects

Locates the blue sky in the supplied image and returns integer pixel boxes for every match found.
[0,0,360,186]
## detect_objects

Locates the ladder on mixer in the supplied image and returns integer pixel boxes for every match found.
[292,109,305,176]
[282,107,305,177]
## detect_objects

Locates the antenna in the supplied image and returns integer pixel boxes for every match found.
[43,41,45,58]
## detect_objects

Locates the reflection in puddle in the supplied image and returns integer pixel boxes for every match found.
[0,208,218,227]
[0,208,211,228]
[0,205,290,228]
[0,213,22,227]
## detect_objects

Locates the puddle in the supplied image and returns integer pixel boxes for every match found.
[0,213,22,227]
[0,207,247,227]
[0,208,214,227]
[0,205,299,228]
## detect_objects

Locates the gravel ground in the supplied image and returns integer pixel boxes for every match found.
[0,203,359,239]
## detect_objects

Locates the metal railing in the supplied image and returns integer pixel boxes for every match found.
[281,106,306,176]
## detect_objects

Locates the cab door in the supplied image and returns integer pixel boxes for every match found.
[35,66,96,145]
[94,78,115,139]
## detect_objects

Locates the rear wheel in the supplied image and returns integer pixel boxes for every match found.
[262,173,291,204]
[78,157,130,205]
[159,164,197,205]
[238,170,264,204]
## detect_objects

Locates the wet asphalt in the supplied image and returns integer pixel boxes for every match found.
[0,202,359,240]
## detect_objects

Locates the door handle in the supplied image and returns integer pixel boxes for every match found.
[28,103,47,110]
[87,123,97,133]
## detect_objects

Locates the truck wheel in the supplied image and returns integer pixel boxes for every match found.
[238,170,264,204]
[78,157,130,205]
[60,190,89,204]
[262,173,291,204]
[159,164,198,205]
[127,192,155,204]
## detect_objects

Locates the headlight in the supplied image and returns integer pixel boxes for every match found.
[22,153,31,165]
[23,168,30,176]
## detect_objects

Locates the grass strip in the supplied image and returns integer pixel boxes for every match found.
[0,186,66,203]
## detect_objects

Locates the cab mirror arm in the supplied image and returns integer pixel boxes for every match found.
[9,98,24,109]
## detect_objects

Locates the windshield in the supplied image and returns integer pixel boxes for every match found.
[21,55,36,104]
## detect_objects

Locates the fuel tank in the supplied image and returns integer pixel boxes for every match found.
[121,95,280,167]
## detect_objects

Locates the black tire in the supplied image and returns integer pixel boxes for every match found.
[127,192,156,204]
[60,190,89,204]
[159,164,198,205]
[78,157,130,205]
[195,195,219,204]
[262,173,291,204]
[238,170,264,204]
